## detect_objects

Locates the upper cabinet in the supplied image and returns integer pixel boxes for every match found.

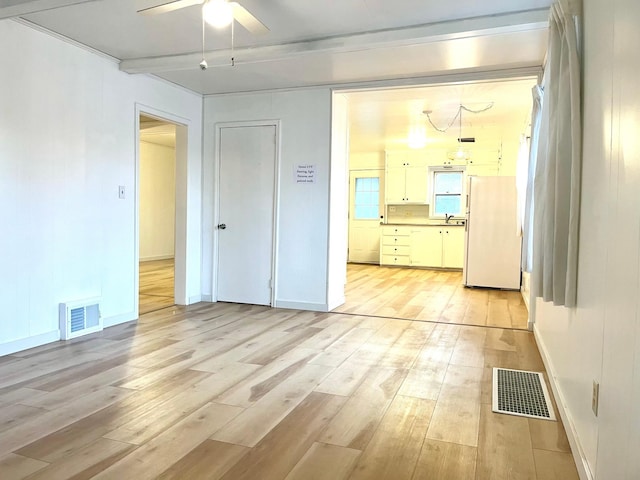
[385,152,428,204]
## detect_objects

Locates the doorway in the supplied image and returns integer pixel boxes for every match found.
[330,77,537,329]
[215,123,278,306]
[348,170,384,263]
[138,114,178,314]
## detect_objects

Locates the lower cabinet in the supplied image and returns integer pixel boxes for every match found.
[380,225,464,268]
[442,227,465,268]
[380,226,411,266]
[409,228,442,267]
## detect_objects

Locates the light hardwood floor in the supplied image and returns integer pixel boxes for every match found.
[334,264,529,330]
[139,259,175,315]
[0,302,577,479]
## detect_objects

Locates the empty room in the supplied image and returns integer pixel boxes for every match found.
[1,1,639,479]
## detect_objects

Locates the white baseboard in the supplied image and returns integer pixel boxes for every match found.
[188,295,203,305]
[201,294,213,302]
[273,300,328,312]
[0,330,61,356]
[140,254,174,262]
[521,286,530,311]
[103,311,137,328]
[534,326,594,480]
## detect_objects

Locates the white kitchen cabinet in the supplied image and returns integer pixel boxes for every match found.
[380,225,464,269]
[442,227,465,268]
[385,153,428,204]
[380,225,411,266]
[410,228,442,267]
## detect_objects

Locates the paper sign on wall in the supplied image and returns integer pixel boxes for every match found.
[294,164,316,184]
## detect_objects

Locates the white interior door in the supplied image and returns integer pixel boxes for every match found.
[348,170,383,263]
[217,125,276,305]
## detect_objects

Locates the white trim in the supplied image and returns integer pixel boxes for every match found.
[120,9,548,74]
[103,312,137,328]
[0,330,61,356]
[213,120,281,307]
[201,294,214,302]
[274,300,328,312]
[188,294,203,304]
[521,286,531,310]
[534,326,594,480]
[203,67,543,98]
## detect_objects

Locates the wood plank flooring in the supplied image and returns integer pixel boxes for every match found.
[139,259,175,315]
[334,263,529,330]
[0,302,577,479]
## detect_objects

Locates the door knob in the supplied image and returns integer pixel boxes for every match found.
[218,223,227,230]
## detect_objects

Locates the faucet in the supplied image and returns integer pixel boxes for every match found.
[445,214,454,223]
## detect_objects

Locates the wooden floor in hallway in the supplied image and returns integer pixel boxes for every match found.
[334,263,529,330]
[0,302,577,479]
[139,258,174,315]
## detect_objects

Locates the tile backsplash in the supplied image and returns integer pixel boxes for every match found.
[385,204,431,224]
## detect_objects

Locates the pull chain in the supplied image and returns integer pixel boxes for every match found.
[231,18,235,66]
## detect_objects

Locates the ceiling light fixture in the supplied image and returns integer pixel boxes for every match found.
[203,0,234,28]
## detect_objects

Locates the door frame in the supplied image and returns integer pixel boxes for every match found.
[213,120,281,306]
[134,103,190,312]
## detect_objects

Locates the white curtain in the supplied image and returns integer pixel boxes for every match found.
[522,84,544,272]
[516,134,530,237]
[531,0,582,307]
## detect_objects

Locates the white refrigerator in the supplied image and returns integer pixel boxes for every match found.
[463,176,522,289]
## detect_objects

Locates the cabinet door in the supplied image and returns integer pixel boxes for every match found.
[385,166,406,203]
[442,227,465,268]
[410,228,442,267]
[404,165,427,203]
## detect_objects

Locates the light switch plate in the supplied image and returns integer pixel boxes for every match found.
[118,185,125,199]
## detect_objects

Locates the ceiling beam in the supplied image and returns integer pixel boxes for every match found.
[0,0,102,19]
[120,8,549,74]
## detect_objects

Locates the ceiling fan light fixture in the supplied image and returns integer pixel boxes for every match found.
[203,0,234,28]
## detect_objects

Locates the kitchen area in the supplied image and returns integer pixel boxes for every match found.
[336,78,535,329]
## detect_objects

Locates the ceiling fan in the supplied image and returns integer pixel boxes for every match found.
[137,0,269,35]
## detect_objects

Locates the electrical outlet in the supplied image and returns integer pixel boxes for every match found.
[592,381,599,416]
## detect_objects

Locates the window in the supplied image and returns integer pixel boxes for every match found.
[431,169,464,216]
[354,177,380,220]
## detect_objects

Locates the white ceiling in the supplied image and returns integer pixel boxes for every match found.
[7,0,552,95]
[9,0,547,150]
[345,77,539,153]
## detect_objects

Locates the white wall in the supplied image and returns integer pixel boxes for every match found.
[139,141,176,261]
[202,89,333,310]
[0,20,203,355]
[533,0,640,478]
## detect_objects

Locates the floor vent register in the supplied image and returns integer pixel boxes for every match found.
[492,368,556,421]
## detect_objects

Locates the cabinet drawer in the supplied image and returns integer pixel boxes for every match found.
[381,255,410,266]
[382,235,411,247]
[381,226,411,236]
[382,245,410,256]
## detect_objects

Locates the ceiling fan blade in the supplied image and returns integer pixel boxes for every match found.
[230,2,269,35]
[137,0,203,15]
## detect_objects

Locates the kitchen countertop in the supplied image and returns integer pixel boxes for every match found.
[381,222,465,227]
